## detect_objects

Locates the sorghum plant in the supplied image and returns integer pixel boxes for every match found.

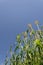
[5,21,43,65]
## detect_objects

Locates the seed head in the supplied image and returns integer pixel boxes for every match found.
[22,32,27,38]
[35,20,39,25]
[28,24,32,28]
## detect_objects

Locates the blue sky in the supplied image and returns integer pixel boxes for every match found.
[0,0,43,64]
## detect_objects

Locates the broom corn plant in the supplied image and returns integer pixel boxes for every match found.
[5,21,43,65]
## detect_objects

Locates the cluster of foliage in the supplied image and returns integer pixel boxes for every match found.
[5,21,43,65]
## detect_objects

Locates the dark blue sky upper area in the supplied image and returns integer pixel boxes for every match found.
[0,0,43,64]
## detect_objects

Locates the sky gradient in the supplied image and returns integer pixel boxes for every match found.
[0,0,43,64]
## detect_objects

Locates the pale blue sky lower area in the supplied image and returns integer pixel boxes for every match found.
[0,0,43,64]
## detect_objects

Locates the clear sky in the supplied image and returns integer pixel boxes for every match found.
[0,0,43,64]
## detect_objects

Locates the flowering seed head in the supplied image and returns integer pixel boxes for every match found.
[35,20,39,25]
[22,32,27,38]
[28,24,32,28]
